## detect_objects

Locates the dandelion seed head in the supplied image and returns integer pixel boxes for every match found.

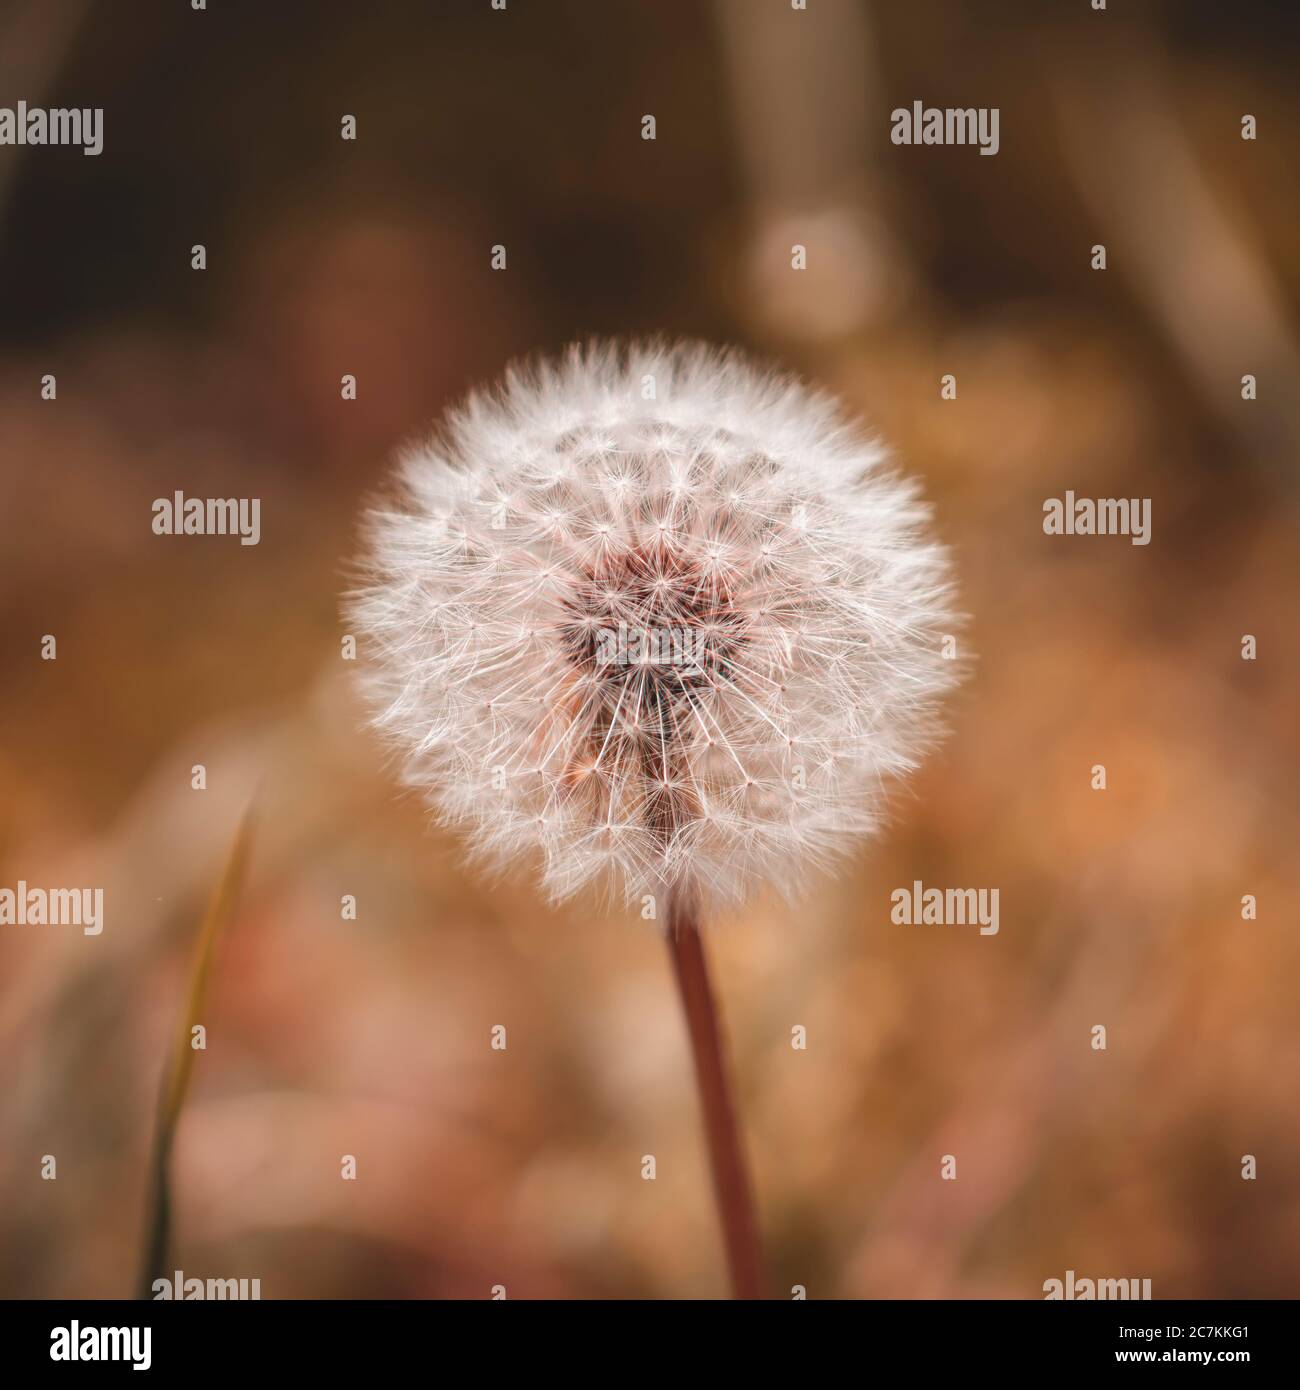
[348,341,962,911]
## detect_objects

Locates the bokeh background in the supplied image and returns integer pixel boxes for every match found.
[2,0,1298,1299]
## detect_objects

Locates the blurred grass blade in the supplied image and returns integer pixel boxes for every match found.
[136,806,255,1300]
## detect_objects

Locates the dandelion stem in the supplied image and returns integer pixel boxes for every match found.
[665,894,765,1300]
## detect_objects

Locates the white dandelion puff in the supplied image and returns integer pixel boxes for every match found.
[347,340,962,914]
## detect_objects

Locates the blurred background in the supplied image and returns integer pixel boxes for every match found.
[1,0,1298,1299]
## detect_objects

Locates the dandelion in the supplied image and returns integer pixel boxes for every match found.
[347,341,961,1297]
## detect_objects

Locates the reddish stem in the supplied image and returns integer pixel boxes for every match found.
[665,894,765,1299]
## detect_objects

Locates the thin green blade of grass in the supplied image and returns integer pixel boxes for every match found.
[136,806,254,1300]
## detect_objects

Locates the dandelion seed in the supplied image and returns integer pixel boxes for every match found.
[348,340,960,913]
[346,339,964,1299]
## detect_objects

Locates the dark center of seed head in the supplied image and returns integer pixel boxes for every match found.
[558,540,745,703]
